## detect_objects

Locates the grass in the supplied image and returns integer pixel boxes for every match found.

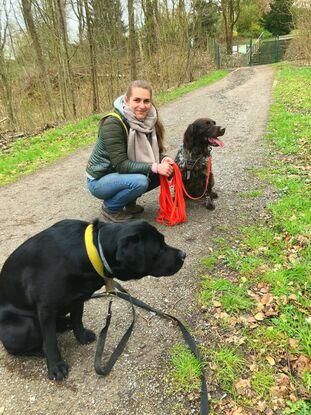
[169,344,202,393]
[156,70,228,105]
[0,69,228,186]
[207,347,247,395]
[251,367,275,398]
[0,115,101,185]
[239,189,263,198]
[200,276,253,313]
[170,63,311,413]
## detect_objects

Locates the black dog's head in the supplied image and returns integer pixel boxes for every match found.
[99,220,186,281]
[183,118,225,152]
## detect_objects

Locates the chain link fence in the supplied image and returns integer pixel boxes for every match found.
[213,34,297,69]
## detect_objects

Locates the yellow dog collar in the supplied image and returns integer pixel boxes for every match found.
[84,224,104,277]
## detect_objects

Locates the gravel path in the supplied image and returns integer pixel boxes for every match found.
[0,65,275,415]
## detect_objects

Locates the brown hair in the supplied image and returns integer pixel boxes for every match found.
[126,80,165,153]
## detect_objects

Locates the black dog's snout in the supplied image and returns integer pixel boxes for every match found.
[179,251,186,261]
[219,127,226,135]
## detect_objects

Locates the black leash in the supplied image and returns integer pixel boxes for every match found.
[93,282,209,415]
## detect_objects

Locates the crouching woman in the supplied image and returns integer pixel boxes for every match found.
[86,80,174,222]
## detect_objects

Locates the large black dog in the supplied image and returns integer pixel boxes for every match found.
[0,219,185,381]
[175,118,225,210]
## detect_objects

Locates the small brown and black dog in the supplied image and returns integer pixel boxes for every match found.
[175,118,225,210]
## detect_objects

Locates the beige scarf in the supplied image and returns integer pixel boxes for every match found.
[123,103,160,164]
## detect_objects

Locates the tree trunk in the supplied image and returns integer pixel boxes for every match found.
[21,0,54,114]
[0,52,15,128]
[221,0,241,55]
[56,0,77,118]
[128,0,137,80]
[84,0,99,113]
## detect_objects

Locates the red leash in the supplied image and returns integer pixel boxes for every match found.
[156,157,212,226]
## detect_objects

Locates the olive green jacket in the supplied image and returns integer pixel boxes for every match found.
[86,111,156,179]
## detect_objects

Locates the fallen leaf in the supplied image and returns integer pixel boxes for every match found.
[293,355,311,375]
[289,394,298,402]
[234,378,252,397]
[261,293,273,305]
[256,401,267,412]
[266,356,276,366]
[254,312,265,321]
[270,385,289,398]
[212,300,222,307]
[289,338,299,349]
[278,374,290,386]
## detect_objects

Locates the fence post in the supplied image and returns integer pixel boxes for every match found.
[214,40,220,69]
[249,37,253,66]
[274,35,280,63]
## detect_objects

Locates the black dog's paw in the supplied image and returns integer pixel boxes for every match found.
[205,197,215,210]
[48,360,69,381]
[210,191,218,200]
[75,328,96,344]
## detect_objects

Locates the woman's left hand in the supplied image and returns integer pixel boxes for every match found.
[161,156,174,165]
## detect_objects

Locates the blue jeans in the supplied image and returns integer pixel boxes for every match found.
[87,173,160,212]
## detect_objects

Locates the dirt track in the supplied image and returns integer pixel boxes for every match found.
[0,66,275,415]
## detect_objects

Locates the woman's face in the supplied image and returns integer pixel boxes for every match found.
[125,87,152,120]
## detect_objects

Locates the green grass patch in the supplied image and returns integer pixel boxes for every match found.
[222,247,264,274]
[207,347,247,395]
[262,262,311,296]
[239,190,263,198]
[247,325,288,354]
[198,64,311,412]
[272,305,311,358]
[169,344,202,393]
[201,255,218,270]
[283,400,311,415]
[200,276,253,313]
[251,366,275,398]
[0,115,101,185]
[156,70,229,105]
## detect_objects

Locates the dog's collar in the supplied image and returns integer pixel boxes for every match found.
[84,224,113,277]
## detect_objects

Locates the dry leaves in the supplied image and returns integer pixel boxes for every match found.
[234,378,252,397]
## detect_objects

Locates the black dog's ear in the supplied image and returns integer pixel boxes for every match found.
[183,124,194,150]
[115,234,145,273]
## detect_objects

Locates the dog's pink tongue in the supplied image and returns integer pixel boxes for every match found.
[210,138,225,147]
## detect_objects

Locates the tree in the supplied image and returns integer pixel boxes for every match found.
[83,0,99,113]
[141,0,158,57]
[0,6,15,128]
[263,0,294,35]
[128,0,137,80]
[237,0,265,37]
[221,0,241,54]
[21,0,54,114]
[191,0,221,47]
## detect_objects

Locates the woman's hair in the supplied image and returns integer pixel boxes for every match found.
[126,80,165,153]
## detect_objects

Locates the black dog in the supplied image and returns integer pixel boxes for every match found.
[0,219,185,381]
[175,118,225,210]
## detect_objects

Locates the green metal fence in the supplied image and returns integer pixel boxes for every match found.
[214,34,294,69]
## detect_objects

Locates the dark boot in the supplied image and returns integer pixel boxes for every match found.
[101,206,135,223]
[124,200,144,214]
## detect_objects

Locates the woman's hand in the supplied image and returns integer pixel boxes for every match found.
[158,161,174,177]
[161,156,174,165]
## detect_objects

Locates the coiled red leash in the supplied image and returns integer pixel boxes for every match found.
[156,163,187,226]
[156,157,212,226]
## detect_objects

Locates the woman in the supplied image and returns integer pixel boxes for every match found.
[86,80,174,223]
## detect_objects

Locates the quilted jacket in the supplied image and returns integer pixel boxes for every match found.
[86,110,154,179]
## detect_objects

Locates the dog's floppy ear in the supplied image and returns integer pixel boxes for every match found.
[183,124,194,150]
[115,234,145,273]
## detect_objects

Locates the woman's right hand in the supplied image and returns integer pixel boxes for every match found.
[157,161,174,177]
